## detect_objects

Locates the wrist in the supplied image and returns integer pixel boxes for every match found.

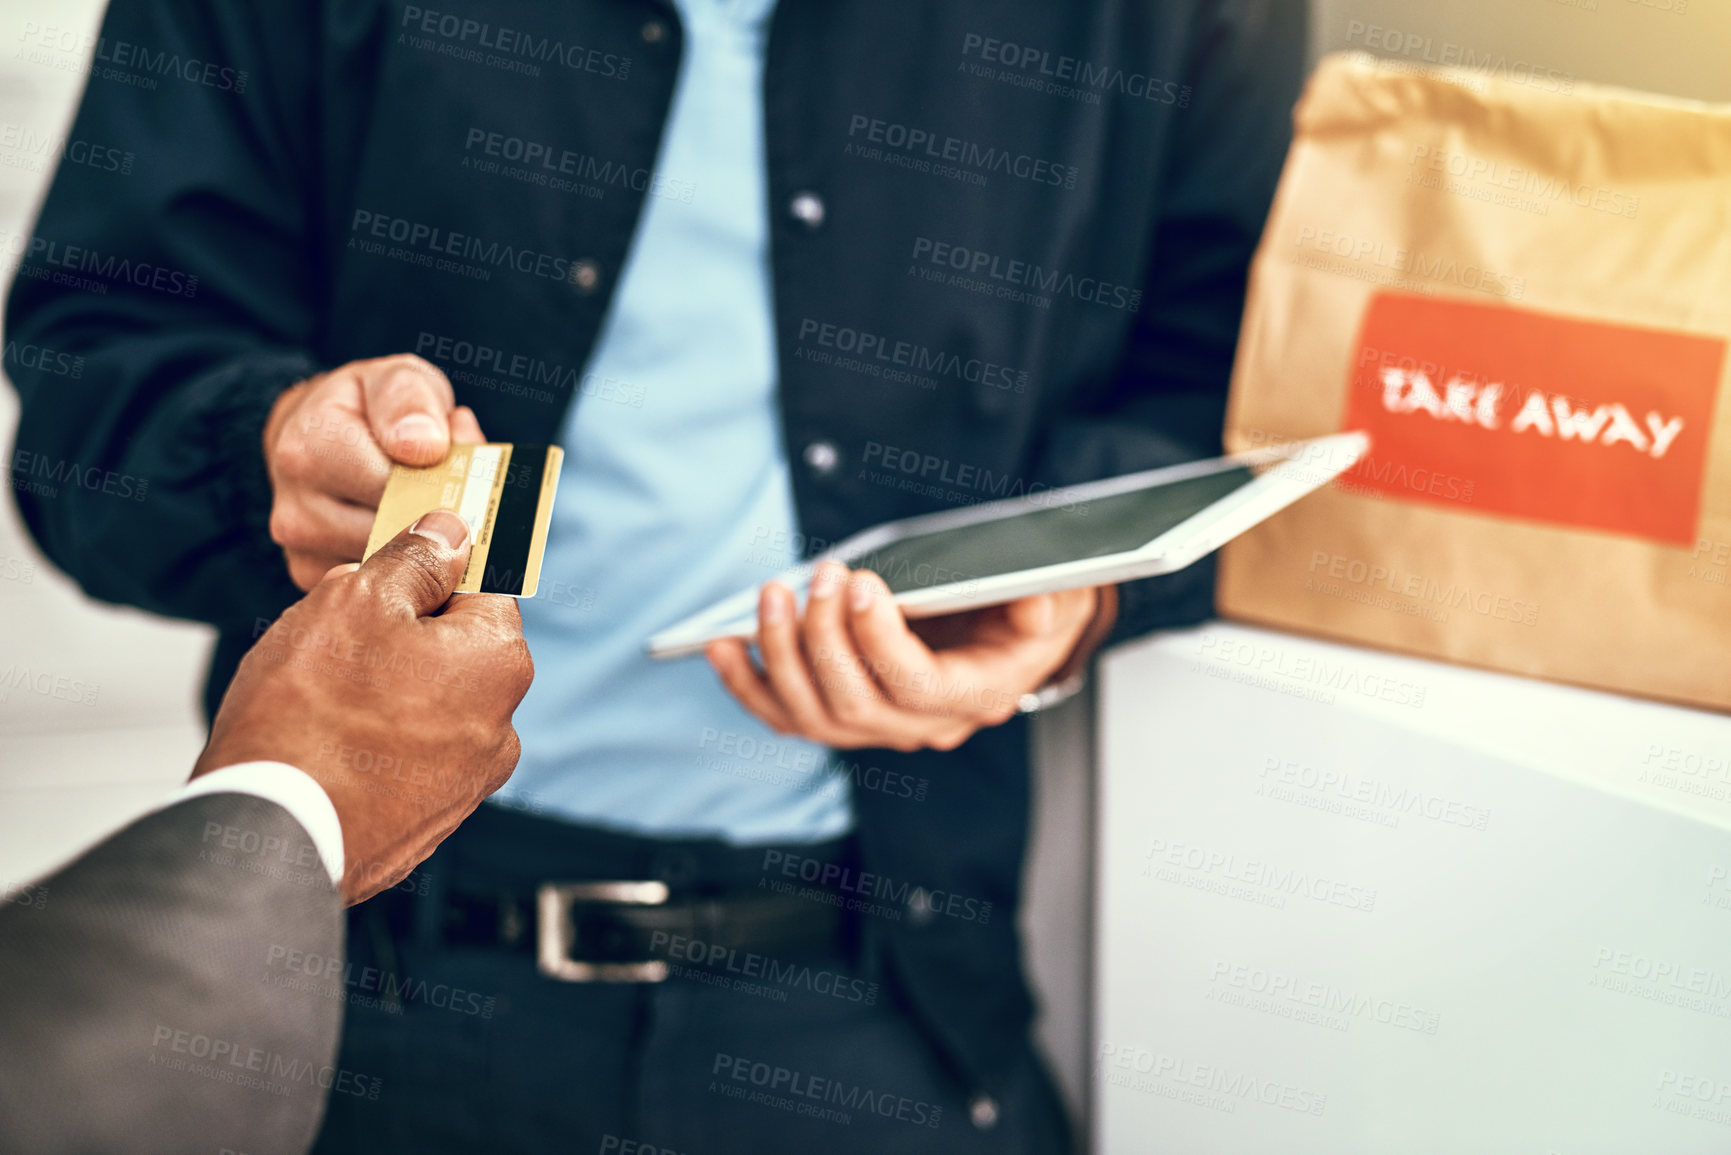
[262,378,312,463]
[1057,584,1118,679]
[186,356,323,595]
[172,761,345,889]
[1019,585,1118,714]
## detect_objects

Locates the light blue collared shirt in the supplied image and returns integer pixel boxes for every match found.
[498,0,853,845]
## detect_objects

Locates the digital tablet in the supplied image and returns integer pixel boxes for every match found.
[646,431,1369,659]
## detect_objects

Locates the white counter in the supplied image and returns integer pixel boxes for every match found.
[1094,622,1731,1153]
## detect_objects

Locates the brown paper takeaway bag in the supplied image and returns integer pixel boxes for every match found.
[1218,52,1731,711]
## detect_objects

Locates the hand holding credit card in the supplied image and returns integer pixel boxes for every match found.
[363,443,564,597]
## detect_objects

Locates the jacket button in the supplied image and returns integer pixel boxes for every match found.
[641,19,667,43]
[788,191,826,230]
[571,260,601,293]
[969,1093,1000,1129]
[802,439,839,476]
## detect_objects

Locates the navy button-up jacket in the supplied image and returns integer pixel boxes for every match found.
[6,0,1305,1095]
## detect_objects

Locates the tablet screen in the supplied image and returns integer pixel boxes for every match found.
[846,465,1255,595]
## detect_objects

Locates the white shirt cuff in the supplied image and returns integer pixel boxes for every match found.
[169,762,345,887]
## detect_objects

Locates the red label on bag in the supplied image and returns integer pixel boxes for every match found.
[1342,292,1725,545]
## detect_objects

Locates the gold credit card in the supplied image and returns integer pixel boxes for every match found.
[363,443,564,597]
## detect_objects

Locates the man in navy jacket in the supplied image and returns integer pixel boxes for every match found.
[6,1,1304,1149]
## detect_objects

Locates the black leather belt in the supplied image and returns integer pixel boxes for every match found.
[440,880,849,983]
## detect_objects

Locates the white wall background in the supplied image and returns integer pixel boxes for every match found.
[1315,0,1731,105]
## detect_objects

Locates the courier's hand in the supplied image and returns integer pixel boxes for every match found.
[707,562,1116,753]
[192,510,533,905]
[264,353,485,589]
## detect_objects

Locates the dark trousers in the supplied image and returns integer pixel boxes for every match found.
[311,805,1071,1155]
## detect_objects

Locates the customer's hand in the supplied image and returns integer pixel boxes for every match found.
[193,510,533,905]
[707,561,1116,753]
[263,353,485,589]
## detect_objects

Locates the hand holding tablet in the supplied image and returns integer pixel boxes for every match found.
[649,432,1370,659]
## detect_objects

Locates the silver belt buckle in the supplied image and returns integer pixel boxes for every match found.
[535,880,672,983]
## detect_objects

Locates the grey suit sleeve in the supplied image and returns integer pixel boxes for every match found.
[0,792,350,1155]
